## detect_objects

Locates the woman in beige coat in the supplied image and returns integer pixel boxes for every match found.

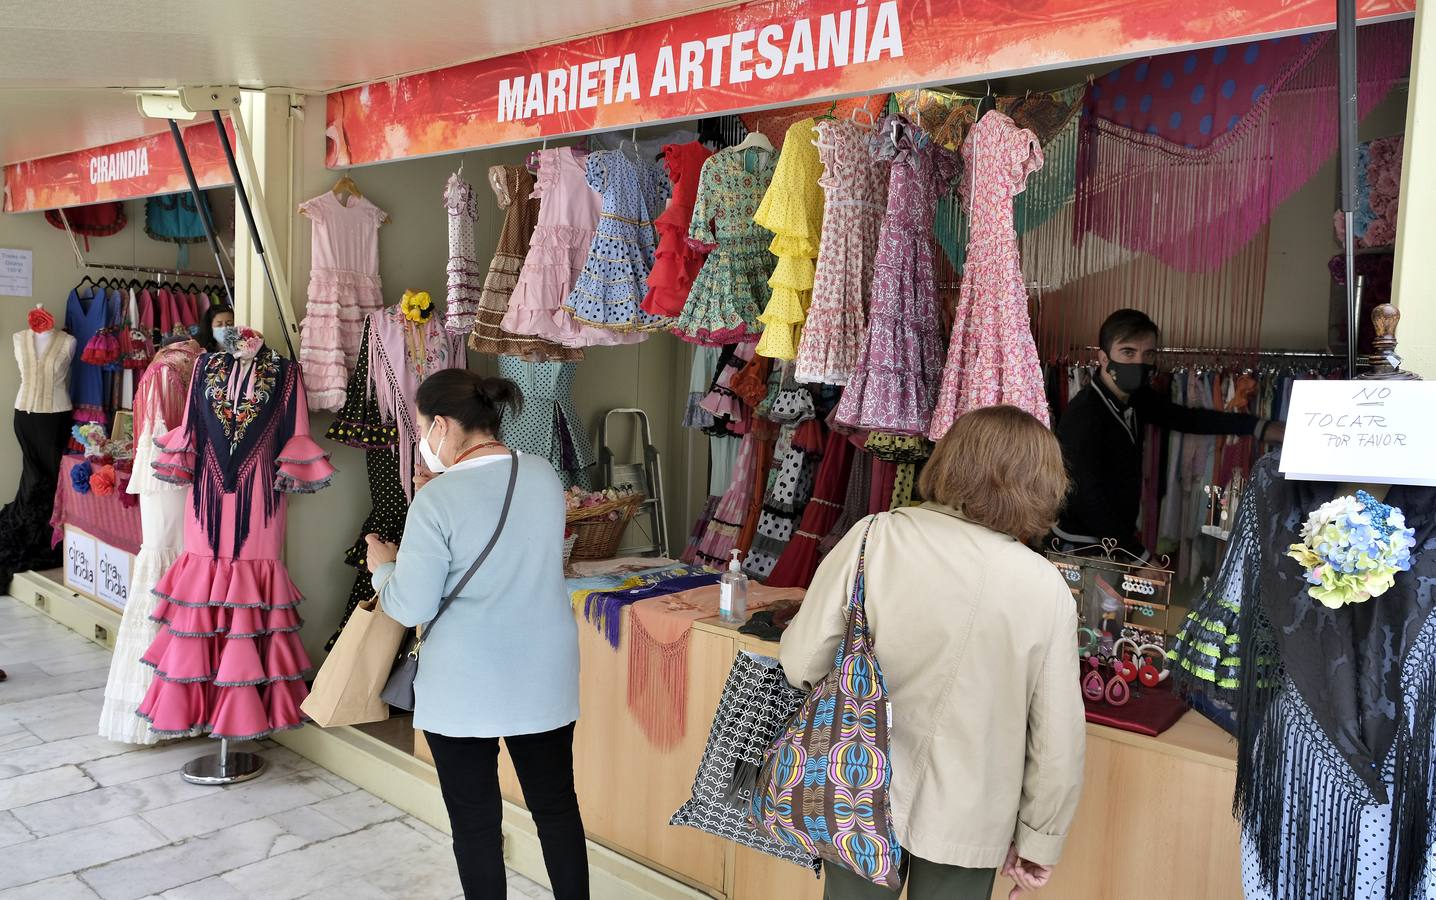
[781,405,1086,900]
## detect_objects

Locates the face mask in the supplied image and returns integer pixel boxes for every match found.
[419,419,447,474]
[1106,361,1155,395]
[212,326,234,348]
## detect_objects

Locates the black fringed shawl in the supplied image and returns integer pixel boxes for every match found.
[185,348,298,558]
[1234,456,1436,899]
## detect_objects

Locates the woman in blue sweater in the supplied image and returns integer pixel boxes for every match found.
[365,368,585,899]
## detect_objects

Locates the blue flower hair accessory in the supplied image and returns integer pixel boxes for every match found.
[1287,490,1416,608]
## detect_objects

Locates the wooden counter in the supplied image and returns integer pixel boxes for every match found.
[482,610,1242,900]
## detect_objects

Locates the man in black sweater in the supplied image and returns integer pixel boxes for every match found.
[1054,309,1285,559]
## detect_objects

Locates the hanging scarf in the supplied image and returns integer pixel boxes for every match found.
[1075,21,1411,273]
[1233,457,1436,898]
[367,306,464,501]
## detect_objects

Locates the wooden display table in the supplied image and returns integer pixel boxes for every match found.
[419,608,1244,900]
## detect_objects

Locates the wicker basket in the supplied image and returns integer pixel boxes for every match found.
[566,494,643,561]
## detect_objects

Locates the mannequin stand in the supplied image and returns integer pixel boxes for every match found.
[181,739,266,785]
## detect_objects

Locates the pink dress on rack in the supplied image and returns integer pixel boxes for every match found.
[298,192,387,412]
[503,148,642,349]
[929,112,1049,437]
[137,346,335,741]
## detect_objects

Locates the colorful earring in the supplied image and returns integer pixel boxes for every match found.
[1105,671,1131,705]
[1082,656,1107,702]
[1137,644,1169,687]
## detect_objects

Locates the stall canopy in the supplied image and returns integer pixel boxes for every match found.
[326,0,1413,167]
[2,117,235,214]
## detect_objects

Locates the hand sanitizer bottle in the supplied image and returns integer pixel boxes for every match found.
[719,549,749,624]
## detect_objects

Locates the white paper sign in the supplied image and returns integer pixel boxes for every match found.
[1279,380,1436,486]
[0,249,33,297]
[96,542,132,610]
[63,528,97,596]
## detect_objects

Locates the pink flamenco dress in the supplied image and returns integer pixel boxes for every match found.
[929,111,1049,437]
[137,339,334,741]
[503,147,642,349]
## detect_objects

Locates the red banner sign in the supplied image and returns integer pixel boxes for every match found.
[327,0,1412,167]
[3,118,235,214]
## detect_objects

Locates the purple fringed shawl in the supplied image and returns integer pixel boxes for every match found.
[1075,21,1412,273]
[583,571,720,649]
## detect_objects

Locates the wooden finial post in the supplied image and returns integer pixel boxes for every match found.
[1356,303,1422,380]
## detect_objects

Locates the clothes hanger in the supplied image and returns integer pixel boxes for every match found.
[849,106,877,128]
[815,99,838,121]
[525,138,549,174]
[732,130,775,154]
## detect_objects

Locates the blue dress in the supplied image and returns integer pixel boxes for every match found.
[497,356,595,489]
[65,286,113,419]
[563,150,671,332]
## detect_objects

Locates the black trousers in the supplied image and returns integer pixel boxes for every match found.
[425,723,589,900]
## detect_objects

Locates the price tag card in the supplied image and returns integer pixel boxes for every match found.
[1280,380,1436,486]
[64,528,98,596]
[96,542,132,610]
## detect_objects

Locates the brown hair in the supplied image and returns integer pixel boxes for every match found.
[918,405,1069,543]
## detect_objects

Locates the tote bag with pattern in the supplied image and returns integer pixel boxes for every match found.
[751,522,903,888]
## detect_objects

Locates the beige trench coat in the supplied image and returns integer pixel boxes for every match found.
[780,503,1085,869]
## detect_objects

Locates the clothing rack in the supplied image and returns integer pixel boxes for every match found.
[1079,345,1342,360]
[81,261,226,282]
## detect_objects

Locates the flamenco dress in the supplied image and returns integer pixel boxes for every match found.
[137,346,334,740]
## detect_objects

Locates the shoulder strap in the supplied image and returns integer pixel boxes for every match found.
[423,450,520,634]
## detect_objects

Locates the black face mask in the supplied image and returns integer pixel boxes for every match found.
[1106,361,1154,395]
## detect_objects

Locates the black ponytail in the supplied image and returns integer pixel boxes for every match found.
[416,368,522,435]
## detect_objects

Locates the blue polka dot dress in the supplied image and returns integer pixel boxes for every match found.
[564,150,672,333]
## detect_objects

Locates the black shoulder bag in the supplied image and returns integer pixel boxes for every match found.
[380,450,519,710]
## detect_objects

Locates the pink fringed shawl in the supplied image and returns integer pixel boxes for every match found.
[627,584,804,750]
[1075,21,1412,274]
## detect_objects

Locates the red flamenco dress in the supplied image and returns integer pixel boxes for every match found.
[137,342,334,741]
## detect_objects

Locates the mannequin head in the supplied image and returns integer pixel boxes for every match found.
[27,306,54,334]
[196,305,235,352]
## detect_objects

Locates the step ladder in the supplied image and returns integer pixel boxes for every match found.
[595,408,670,558]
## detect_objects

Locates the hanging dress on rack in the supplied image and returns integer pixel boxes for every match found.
[753,119,825,361]
[563,150,671,333]
[929,111,1049,437]
[672,147,776,345]
[469,165,582,361]
[138,343,334,740]
[442,173,485,336]
[98,339,203,744]
[796,119,891,385]
[326,307,465,648]
[66,285,111,430]
[496,357,594,489]
[504,148,641,349]
[832,116,959,435]
[642,141,715,318]
[298,192,387,412]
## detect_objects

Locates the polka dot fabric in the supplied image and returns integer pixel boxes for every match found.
[1085,34,1323,149]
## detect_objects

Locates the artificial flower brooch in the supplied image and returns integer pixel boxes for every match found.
[223,326,265,360]
[400,289,433,323]
[1287,490,1415,608]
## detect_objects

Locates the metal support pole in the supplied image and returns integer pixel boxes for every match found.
[1337,0,1360,375]
[211,110,297,360]
[181,736,267,786]
[166,119,235,309]
[226,103,302,358]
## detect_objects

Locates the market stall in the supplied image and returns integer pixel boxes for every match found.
[3,0,1430,897]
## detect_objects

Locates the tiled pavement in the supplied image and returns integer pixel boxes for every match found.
[0,595,553,900]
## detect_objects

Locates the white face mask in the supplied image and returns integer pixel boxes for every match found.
[419,419,447,474]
